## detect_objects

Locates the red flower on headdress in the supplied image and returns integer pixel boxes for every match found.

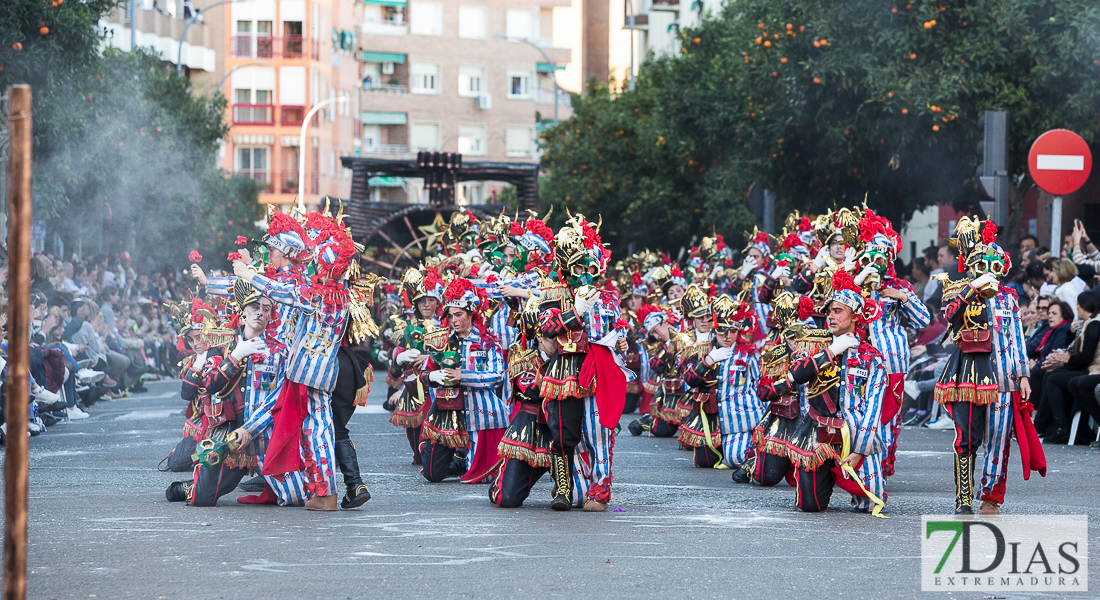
[782,232,802,250]
[715,234,726,250]
[753,231,770,244]
[671,266,684,278]
[423,268,442,292]
[188,250,202,263]
[832,269,861,293]
[444,277,477,302]
[235,236,248,245]
[227,252,242,261]
[635,304,663,324]
[613,318,629,331]
[724,259,733,267]
[525,219,554,243]
[508,222,524,236]
[631,271,644,286]
[581,222,600,249]
[797,295,816,320]
[660,253,671,265]
[469,264,480,278]
[981,221,998,244]
[383,283,395,295]
[486,274,499,284]
[799,216,812,232]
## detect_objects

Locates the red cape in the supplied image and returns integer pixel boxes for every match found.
[261,381,309,477]
[579,344,627,429]
[1012,392,1047,479]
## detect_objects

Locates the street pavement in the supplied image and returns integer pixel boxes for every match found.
[7,378,1100,599]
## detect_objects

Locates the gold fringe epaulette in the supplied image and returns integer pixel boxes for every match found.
[936,274,973,303]
[752,426,838,471]
[933,383,998,406]
[793,328,832,356]
[423,328,451,351]
[353,364,374,407]
[538,374,591,401]
[537,280,573,307]
[508,347,541,380]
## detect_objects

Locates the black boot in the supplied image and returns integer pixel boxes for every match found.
[550,452,573,511]
[628,415,653,437]
[238,475,266,493]
[335,439,371,509]
[166,481,192,503]
[954,453,974,515]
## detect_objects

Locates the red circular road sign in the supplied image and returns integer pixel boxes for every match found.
[1028,129,1092,195]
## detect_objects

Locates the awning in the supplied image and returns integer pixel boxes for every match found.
[362,51,406,64]
[368,176,405,187]
[362,0,406,6]
[536,62,564,73]
[362,111,407,125]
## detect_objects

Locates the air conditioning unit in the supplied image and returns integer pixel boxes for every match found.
[476,93,492,110]
[381,62,394,75]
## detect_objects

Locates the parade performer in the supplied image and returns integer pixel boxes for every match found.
[733,228,775,336]
[679,295,762,469]
[537,213,626,512]
[979,238,1044,514]
[932,218,1015,514]
[233,211,357,511]
[389,268,444,465]
[166,283,281,506]
[489,298,552,507]
[620,272,651,415]
[746,291,808,486]
[672,285,715,426]
[626,305,683,438]
[760,271,888,515]
[420,277,507,484]
[850,211,930,477]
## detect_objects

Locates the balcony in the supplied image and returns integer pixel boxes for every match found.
[280,105,304,126]
[232,34,274,58]
[362,144,408,156]
[362,83,408,94]
[534,87,570,106]
[229,35,315,59]
[651,0,680,10]
[362,20,407,36]
[282,34,304,58]
[237,169,272,189]
[233,104,274,125]
[273,171,299,195]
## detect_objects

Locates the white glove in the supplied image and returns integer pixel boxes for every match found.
[191,350,209,368]
[706,346,735,365]
[842,247,857,272]
[770,264,791,280]
[573,291,599,316]
[428,370,447,385]
[853,264,878,286]
[828,333,860,357]
[739,256,759,278]
[395,348,421,365]
[971,272,998,290]
[230,337,267,361]
[812,246,830,269]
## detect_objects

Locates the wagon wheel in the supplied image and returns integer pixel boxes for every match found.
[358,211,438,280]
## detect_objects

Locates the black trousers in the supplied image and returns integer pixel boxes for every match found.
[693,444,722,468]
[190,461,248,507]
[1067,374,1100,437]
[753,452,791,487]
[545,397,585,455]
[406,427,423,463]
[795,460,837,512]
[420,440,465,482]
[166,437,196,473]
[331,349,357,443]
[623,393,640,414]
[490,457,547,508]
[1041,368,1083,433]
[652,418,678,438]
[946,401,987,455]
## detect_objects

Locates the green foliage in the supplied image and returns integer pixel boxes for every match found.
[540,0,1100,249]
[0,0,262,270]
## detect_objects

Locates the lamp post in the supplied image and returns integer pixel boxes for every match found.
[214,60,267,96]
[177,0,240,75]
[497,34,560,124]
[625,0,636,91]
[297,96,348,212]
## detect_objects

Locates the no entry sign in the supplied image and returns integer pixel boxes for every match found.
[1028,129,1092,195]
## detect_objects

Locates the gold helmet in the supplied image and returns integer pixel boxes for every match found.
[680,284,711,320]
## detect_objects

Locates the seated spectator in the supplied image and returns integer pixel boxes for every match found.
[1035,291,1100,444]
[1052,259,1087,318]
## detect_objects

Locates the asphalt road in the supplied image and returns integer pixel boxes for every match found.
[7,378,1100,599]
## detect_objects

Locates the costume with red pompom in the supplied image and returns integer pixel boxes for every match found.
[736,230,776,338]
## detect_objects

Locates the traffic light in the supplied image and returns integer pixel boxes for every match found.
[976,110,1009,224]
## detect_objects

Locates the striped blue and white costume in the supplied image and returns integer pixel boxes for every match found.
[251,271,348,497]
[835,347,888,511]
[458,327,507,470]
[715,348,763,467]
[981,289,1027,503]
[572,294,622,501]
[207,267,297,347]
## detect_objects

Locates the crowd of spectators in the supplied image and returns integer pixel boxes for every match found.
[3,251,187,441]
[899,221,1100,448]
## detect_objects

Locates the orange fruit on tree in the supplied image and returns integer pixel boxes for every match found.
[820,39,828,46]
[780,57,788,63]
[887,92,894,98]
[772,71,778,77]
[901,108,909,114]
[40,26,49,35]
[786,23,793,30]
[800,26,805,32]
[692,37,701,43]
[813,77,821,84]
[758,23,765,29]
[764,41,772,47]
[932,125,940,131]
[891,7,897,13]
[813,40,821,48]
[12,43,22,50]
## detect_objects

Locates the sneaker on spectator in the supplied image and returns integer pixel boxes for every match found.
[925,417,953,429]
[66,406,90,420]
[34,387,62,405]
[76,369,105,383]
[28,418,45,435]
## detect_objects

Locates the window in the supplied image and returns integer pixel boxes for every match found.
[458,65,485,97]
[458,123,486,156]
[410,63,440,94]
[411,122,441,151]
[506,126,534,157]
[409,1,442,36]
[236,147,269,181]
[236,20,251,33]
[458,6,486,39]
[362,125,380,151]
[506,9,532,39]
[459,182,484,204]
[507,70,532,98]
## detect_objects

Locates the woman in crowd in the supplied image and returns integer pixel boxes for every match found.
[1035,291,1100,444]
[1031,298,1078,441]
[1052,259,1087,318]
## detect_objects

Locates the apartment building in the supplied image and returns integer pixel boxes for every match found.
[603,0,725,85]
[356,0,573,204]
[100,0,219,74]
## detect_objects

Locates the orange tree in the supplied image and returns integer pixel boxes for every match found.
[541,0,1100,249]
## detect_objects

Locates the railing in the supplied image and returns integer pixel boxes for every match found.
[233,104,274,125]
[231,35,274,58]
[282,34,304,58]
[273,171,299,194]
[533,87,570,105]
[231,36,318,59]
[362,83,409,94]
[362,20,407,36]
[280,105,304,126]
[362,144,408,156]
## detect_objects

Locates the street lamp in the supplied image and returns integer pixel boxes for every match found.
[177,0,241,75]
[296,96,348,212]
[214,61,267,96]
[625,0,636,91]
[496,34,561,124]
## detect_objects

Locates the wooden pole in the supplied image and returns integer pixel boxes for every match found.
[4,84,32,600]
